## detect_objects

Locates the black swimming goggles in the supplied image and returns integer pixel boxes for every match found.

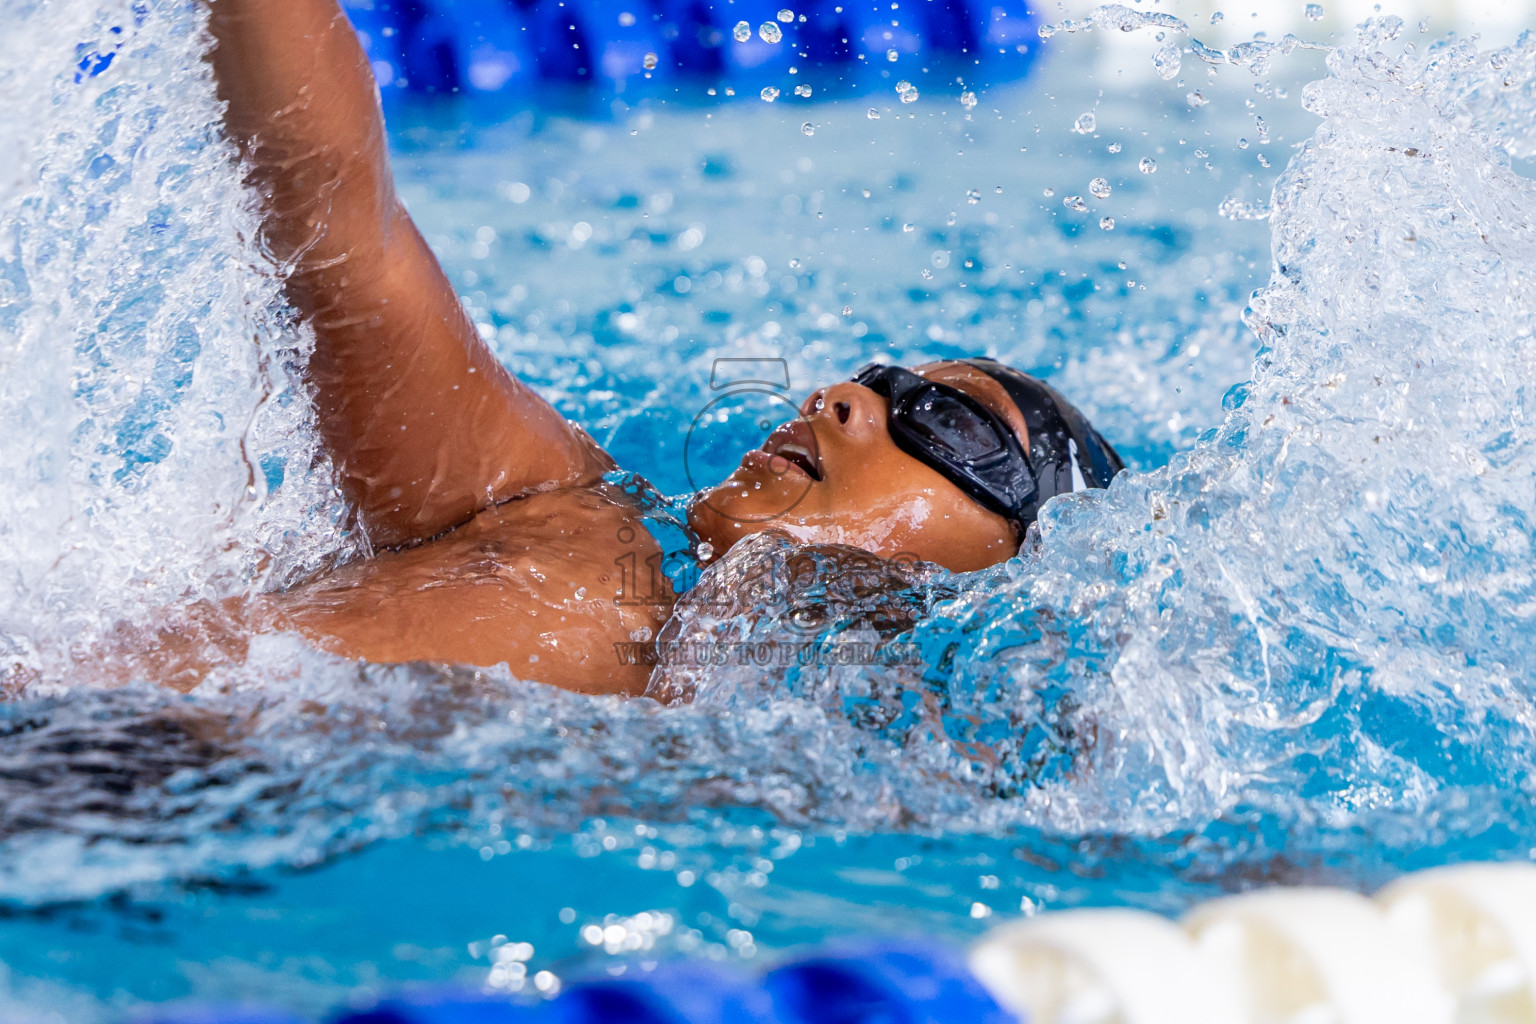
[851,363,1039,533]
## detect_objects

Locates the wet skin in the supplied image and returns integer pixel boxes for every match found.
[203,0,1032,695]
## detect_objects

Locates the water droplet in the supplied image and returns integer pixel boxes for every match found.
[994,186,1003,194]
[921,268,933,279]
[1152,40,1181,80]
[1043,187,1055,196]
[1237,137,1249,149]
[1089,177,1111,198]
[1186,89,1208,107]
[778,8,794,21]
[1210,11,1224,23]
[1099,216,1115,230]
[801,122,814,136]
[760,22,783,43]
[1194,148,1209,158]
[886,48,899,62]
[867,107,880,119]
[1304,3,1324,21]
[900,87,919,103]
[1138,157,1157,173]
[902,222,915,233]
[1255,115,1269,137]
[841,306,852,316]
[795,83,813,97]
[697,541,715,562]
[966,188,981,204]
[1257,152,1270,167]
[960,90,978,110]
[573,586,587,600]
[1418,18,1428,32]
[733,20,751,42]
[642,52,658,70]
[1073,111,1096,134]
[945,211,957,225]
[760,86,779,102]
[1063,194,1087,212]
[1107,141,1122,154]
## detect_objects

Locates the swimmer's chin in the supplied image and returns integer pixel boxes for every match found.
[686,462,819,562]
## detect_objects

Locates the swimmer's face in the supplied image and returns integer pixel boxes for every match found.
[687,361,1028,573]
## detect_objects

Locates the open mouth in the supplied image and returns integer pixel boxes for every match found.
[761,419,823,481]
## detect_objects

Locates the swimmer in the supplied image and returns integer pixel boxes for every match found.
[198,0,1124,696]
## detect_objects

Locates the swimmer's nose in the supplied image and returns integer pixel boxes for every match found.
[805,381,885,439]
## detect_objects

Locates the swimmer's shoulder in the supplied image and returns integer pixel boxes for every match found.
[264,482,675,695]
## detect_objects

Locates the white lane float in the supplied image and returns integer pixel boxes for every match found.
[1184,887,1453,1024]
[1378,863,1536,1024]
[970,907,1242,1024]
[972,862,1536,1024]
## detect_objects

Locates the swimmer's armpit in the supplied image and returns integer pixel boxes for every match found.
[205,0,609,547]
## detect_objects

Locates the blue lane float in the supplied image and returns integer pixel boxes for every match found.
[338,0,1042,101]
[313,940,1009,1024]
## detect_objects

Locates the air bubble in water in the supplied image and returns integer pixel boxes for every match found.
[867,108,880,119]
[1187,90,1208,108]
[1138,157,1157,173]
[733,20,751,41]
[1063,195,1087,212]
[778,8,794,21]
[1107,141,1122,153]
[642,53,658,70]
[966,189,981,204]
[1099,216,1115,230]
[960,91,978,110]
[801,122,814,136]
[795,84,813,97]
[761,86,779,101]
[886,49,899,62]
[1074,111,1097,134]
[1089,177,1111,198]
[1305,3,1324,20]
[760,22,782,43]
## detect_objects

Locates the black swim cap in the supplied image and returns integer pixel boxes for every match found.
[962,358,1125,529]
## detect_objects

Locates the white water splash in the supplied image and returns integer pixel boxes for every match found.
[0,0,355,687]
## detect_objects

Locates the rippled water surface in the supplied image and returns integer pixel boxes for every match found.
[3,2,1536,1019]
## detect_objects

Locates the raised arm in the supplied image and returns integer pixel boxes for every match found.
[206,0,609,548]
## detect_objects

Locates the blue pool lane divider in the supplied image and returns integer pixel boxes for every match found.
[137,861,1536,1024]
[337,0,1042,101]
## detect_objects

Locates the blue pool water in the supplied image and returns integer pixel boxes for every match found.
[4,2,1536,1020]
